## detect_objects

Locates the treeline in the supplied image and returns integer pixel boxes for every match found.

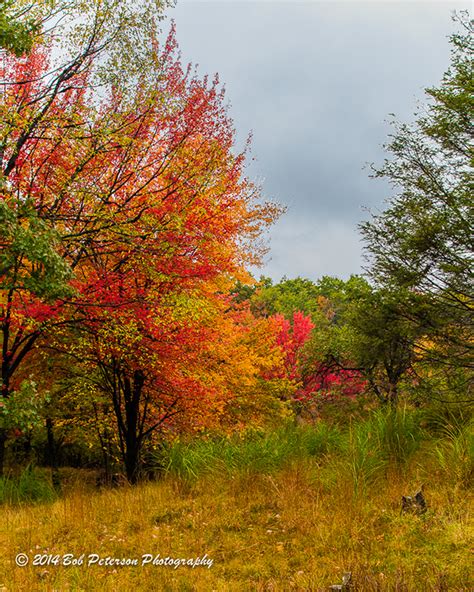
[0,3,471,483]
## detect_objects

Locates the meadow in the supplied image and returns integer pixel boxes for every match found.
[1,407,472,591]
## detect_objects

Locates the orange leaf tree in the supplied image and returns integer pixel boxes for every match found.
[1,18,282,479]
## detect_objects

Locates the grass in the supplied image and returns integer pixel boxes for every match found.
[342,407,423,496]
[160,422,343,481]
[0,465,57,505]
[434,422,474,488]
[0,411,472,591]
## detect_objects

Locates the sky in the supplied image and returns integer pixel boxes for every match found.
[163,1,471,282]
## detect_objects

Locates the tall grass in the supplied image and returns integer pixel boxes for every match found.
[158,422,343,481]
[345,419,388,496]
[420,402,473,487]
[344,406,423,495]
[373,405,422,465]
[0,464,57,504]
[158,409,425,494]
[422,401,472,438]
[434,421,474,487]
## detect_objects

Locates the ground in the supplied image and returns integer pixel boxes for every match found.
[1,449,472,591]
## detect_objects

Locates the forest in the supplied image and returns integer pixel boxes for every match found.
[0,1,472,590]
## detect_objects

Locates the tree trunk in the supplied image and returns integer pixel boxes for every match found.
[46,418,61,492]
[121,369,145,484]
[387,381,398,409]
[124,438,140,484]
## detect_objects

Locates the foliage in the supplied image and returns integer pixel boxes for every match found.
[0,1,282,479]
[0,197,72,299]
[0,0,39,56]
[245,288,367,416]
[0,379,49,432]
[361,12,473,375]
[249,276,322,318]
[0,0,177,474]
[306,277,430,407]
[1,2,470,490]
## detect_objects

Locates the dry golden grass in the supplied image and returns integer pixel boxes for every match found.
[0,456,472,591]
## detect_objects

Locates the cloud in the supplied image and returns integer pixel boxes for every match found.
[255,216,366,282]
[166,1,471,280]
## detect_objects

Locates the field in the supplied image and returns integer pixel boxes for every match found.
[1,410,472,591]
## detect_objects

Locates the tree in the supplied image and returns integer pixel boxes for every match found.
[0,12,281,479]
[248,276,322,318]
[196,301,294,434]
[0,197,73,471]
[266,307,365,419]
[360,12,473,379]
[237,276,367,417]
[0,0,221,474]
[0,1,39,56]
[338,287,423,408]
[304,277,427,408]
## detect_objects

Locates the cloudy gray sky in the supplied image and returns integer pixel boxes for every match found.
[163,1,471,282]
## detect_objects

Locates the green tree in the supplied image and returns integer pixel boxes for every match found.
[247,275,349,319]
[360,12,473,376]
[0,197,73,474]
[309,279,426,408]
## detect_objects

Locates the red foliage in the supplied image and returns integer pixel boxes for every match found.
[0,26,279,417]
[272,311,366,402]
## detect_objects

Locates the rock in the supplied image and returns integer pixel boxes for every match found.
[401,487,427,514]
[329,571,352,591]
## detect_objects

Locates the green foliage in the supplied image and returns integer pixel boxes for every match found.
[249,276,322,318]
[344,289,423,402]
[0,380,49,431]
[306,277,424,406]
[52,0,173,92]
[246,275,420,410]
[0,464,56,504]
[0,198,73,300]
[248,275,367,321]
[360,12,473,374]
[0,1,38,56]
